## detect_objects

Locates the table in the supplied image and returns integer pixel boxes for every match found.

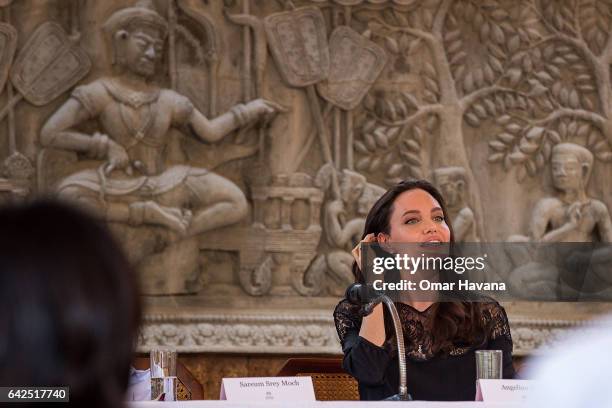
[129,402,522,408]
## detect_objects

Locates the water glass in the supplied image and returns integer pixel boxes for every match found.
[150,349,177,401]
[475,349,503,380]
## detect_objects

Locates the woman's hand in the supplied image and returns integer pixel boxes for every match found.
[352,233,386,346]
[351,233,377,270]
[359,303,385,347]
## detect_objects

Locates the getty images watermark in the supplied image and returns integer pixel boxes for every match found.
[371,251,498,292]
[360,242,612,302]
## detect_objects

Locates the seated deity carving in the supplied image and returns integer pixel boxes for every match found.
[40,1,282,294]
[506,143,612,299]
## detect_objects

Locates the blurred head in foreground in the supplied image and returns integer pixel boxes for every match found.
[0,200,141,407]
[527,315,612,408]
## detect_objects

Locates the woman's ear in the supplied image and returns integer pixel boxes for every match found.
[376,232,388,243]
[376,232,396,254]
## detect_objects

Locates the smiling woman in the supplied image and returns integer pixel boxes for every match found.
[334,179,514,401]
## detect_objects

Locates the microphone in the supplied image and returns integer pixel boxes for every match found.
[344,283,412,401]
[345,283,381,305]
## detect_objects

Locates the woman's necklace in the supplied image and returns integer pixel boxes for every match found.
[416,344,427,359]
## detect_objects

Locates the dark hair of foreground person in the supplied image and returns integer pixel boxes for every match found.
[0,200,141,408]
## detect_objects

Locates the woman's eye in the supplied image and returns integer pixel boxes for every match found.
[404,218,419,225]
[433,215,444,222]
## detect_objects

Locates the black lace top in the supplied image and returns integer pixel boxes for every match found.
[333,300,515,401]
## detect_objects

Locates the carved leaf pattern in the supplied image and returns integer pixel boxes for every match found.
[358,0,609,186]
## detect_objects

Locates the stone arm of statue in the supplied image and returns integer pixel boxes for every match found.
[324,199,365,249]
[541,201,595,242]
[187,99,284,144]
[41,98,104,153]
[452,207,474,241]
[565,202,612,274]
[593,201,612,243]
[40,98,131,173]
[529,198,575,242]
[539,220,576,243]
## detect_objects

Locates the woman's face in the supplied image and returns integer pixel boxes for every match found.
[379,188,451,244]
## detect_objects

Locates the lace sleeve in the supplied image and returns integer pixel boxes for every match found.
[482,301,515,378]
[333,299,362,346]
[482,301,512,342]
[333,299,393,386]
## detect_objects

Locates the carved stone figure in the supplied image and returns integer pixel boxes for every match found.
[304,164,384,296]
[507,143,612,298]
[510,143,612,244]
[433,166,478,242]
[40,0,281,294]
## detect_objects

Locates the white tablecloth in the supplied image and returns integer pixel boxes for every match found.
[129,402,522,408]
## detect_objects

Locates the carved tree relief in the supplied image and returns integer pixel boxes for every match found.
[483,0,612,181]
[0,0,610,300]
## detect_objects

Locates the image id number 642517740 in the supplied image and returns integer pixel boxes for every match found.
[0,387,69,402]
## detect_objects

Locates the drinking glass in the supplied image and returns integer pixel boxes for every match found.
[150,349,177,401]
[475,349,503,380]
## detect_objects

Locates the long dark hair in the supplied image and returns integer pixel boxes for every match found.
[353,179,486,354]
[0,200,141,408]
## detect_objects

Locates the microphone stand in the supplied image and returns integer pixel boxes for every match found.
[365,294,411,401]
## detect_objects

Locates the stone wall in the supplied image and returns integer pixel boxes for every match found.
[2,0,612,360]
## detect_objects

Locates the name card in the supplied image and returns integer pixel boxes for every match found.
[219,376,315,402]
[476,379,534,402]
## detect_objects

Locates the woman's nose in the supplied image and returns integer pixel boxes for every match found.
[423,221,437,234]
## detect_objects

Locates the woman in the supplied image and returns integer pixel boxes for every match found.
[333,179,514,401]
[0,200,141,407]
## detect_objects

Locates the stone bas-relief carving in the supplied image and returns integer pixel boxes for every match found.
[510,144,612,244]
[40,1,282,294]
[200,172,325,297]
[0,12,90,200]
[317,25,388,110]
[507,143,612,298]
[264,6,329,88]
[138,306,612,357]
[1,0,612,354]
[302,163,385,296]
[433,166,477,242]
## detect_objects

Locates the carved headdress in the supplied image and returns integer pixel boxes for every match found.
[103,0,168,37]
